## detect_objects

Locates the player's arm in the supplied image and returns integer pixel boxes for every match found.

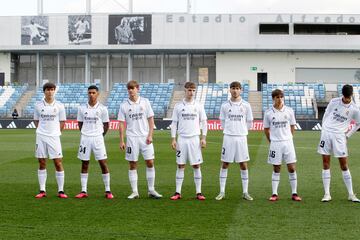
[78,122,83,131]
[147,116,154,145]
[247,104,254,130]
[170,120,177,150]
[103,122,109,136]
[119,121,126,151]
[60,121,65,132]
[264,128,271,143]
[346,111,360,138]
[34,120,39,128]
[290,125,295,135]
[200,106,207,148]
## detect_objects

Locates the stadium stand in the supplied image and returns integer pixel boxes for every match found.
[262,83,325,118]
[23,83,89,119]
[107,83,174,119]
[0,85,28,117]
[195,83,249,118]
[337,84,360,107]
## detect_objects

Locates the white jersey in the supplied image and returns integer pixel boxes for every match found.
[34,99,66,137]
[220,99,253,136]
[171,99,207,137]
[263,105,296,142]
[118,97,154,137]
[322,97,360,134]
[75,21,89,34]
[77,102,109,137]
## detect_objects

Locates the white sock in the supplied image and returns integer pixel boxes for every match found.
[288,172,297,194]
[176,168,185,194]
[81,173,88,192]
[55,171,65,192]
[241,169,249,194]
[342,170,354,196]
[322,169,331,195]
[146,167,155,192]
[102,173,111,192]
[193,168,202,194]
[128,170,138,193]
[38,169,47,192]
[219,168,228,193]
[272,172,280,195]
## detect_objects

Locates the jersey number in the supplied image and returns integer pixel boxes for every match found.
[269,150,276,158]
[319,140,325,148]
[79,145,86,154]
[222,147,225,155]
[127,147,132,154]
[176,150,181,157]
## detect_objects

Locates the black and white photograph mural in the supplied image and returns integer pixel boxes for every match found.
[108,15,151,45]
[21,16,49,45]
[68,15,91,45]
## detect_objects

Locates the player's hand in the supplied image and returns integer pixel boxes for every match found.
[200,138,206,148]
[119,142,126,151]
[171,139,177,150]
[146,136,153,145]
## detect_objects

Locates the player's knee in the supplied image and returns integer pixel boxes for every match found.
[145,160,154,168]
[178,164,185,169]
[129,161,137,170]
[222,162,229,169]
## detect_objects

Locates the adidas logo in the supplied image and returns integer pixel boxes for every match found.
[294,123,302,130]
[0,123,2,128]
[26,121,36,129]
[312,123,322,131]
[6,121,17,129]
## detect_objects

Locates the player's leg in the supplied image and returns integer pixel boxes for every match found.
[98,159,113,199]
[287,163,301,201]
[240,162,253,201]
[171,164,185,200]
[145,159,162,199]
[75,160,89,198]
[35,158,47,198]
[270,164,281,201]
[193,164,205,200]
[338,157,359,202]
[216,161,229,200]
[53,158,67,198]
[321,154,332,202]
[126,137,140,199]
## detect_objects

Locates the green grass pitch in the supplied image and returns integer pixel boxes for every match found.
[1,129,360,239]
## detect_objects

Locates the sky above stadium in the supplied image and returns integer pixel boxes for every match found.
[1,0,360,15]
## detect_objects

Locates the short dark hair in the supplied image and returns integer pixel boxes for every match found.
[230,81,242,89]
[184,82,196,89]
[342,84,353,98]
[43,82,56,92]
[271,89,284,99]
[127,80,139,89]
[88,85,99,91]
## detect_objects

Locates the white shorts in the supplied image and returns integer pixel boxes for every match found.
[35,134,63,159]
[176,136,203,166]
[78,135,107,161]
[221,135,250,163]
[267,140,296,165]
[126,136,155,161]
[317,130,348,158]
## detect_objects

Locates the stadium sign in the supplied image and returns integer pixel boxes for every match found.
[275,14,360,24]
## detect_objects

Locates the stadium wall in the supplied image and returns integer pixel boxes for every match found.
[0,53,11,84]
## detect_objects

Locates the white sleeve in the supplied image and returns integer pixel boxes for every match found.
[147,99,154,118]
[200,119,208,136]
[200,104,207,121]
[246,104,254,130]
[102,107,110,123]
[322,100,335,123]
[219,104,225,128]
[77,106,83,122]
[170,106,178,138]
[290,108,296,125]
[117,104,125,121]
[34,104,39,120]
[263,111,270,128]
[59,104,67,121]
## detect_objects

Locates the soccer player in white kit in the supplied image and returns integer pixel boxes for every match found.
[215,81,254,201]
[74,18,90,43]
[24,20,47,45]
[75,85,113,199]
[118,80,162,199]
[263,89,302,202]
[34,82,67,199]
[318,84,360,202]
[170,82,207,201]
